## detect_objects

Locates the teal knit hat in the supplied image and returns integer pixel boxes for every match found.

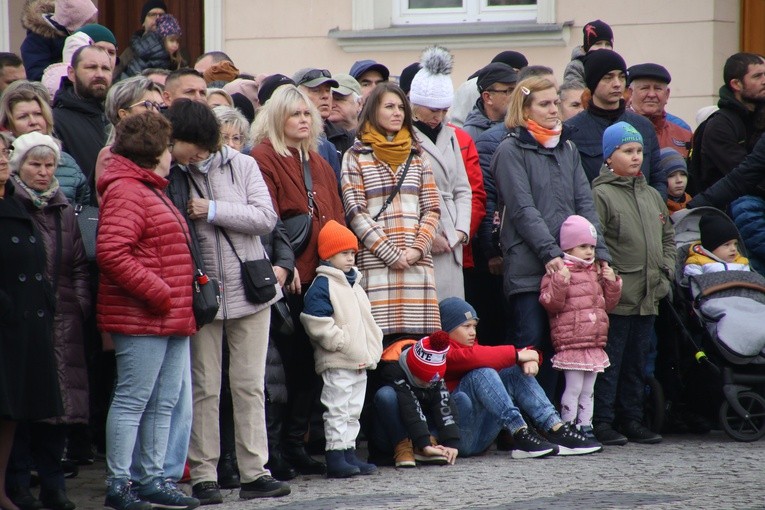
[602,121,642,161]
[77,24,117,46]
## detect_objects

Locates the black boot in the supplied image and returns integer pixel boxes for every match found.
[7,486,43,510]
[264,401,298,481]
[282,389,325,475]
[39,488,76,510]
[282,441,326,475]
[216,451,240,489]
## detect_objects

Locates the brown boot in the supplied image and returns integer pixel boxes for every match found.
[393,439,415,468]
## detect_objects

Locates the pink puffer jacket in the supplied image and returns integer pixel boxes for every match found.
[539,262,622,352]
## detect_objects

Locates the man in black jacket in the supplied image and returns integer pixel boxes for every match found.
[52,45,112,191]
[697,52,765,191]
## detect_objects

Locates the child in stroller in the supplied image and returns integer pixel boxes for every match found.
[684,214,750,277]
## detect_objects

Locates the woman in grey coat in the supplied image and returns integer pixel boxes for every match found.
[409,46,472,300]
[491,76,610,399]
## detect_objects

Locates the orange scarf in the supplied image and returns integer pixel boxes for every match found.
[359,124,413,168]
[526,119,562,148]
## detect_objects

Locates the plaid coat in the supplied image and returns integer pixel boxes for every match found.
[341,139,441,336]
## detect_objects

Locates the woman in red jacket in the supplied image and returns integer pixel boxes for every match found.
[96,113,198,510]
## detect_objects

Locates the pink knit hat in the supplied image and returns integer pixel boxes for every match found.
[559,215,597,251]
[50,0,98,33]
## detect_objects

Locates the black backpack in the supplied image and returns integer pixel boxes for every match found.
[686,111,719,196]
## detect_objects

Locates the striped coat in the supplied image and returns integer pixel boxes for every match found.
[341,139,441,336]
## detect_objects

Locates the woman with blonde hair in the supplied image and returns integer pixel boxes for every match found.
[250,84,345,477]
[491,76,610,400]
[0,80,90,205]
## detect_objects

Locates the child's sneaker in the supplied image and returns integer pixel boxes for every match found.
[510,427,558,459]
[393,439,416,468]
[547,422,602,455]
[577,424,598,442]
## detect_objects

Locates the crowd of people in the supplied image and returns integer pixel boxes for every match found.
[0,3,762,509]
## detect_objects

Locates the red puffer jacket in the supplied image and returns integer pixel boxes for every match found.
[539,261,622,352]
[96,153,195,337]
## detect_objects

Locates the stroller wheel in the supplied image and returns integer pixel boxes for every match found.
[644,376,665,433]
[719,391,765,442]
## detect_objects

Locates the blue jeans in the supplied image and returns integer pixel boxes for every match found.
[593,315,654,425]
[131,345,192,482]
[107,335,188,485]
[506,292,559,402]
[453,366,560,456]
[369,386,408,454]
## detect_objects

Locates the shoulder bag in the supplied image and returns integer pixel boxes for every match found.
[283,151,314,256]
[74,187,99,261]
[144,183,221,328]
[188,176,278,305]
[372,151,415,221]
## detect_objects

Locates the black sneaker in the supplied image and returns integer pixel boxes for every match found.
[104,479,152,510]
[547,423,602,455]
[510,427,558,459]
[593,422,628,446]
[239,475,290,499]
[620,420,663,444]
[137,478,200,509]
[191,481,222,506]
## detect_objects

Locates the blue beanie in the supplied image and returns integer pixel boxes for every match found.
[439,297,479,333]
[602,121,643,161]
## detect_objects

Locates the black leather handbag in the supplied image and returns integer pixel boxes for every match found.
[283,151,314,256]
[218,228,278,305]
[74,202,99,261]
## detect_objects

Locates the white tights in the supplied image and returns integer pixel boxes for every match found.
[560,370,598,426]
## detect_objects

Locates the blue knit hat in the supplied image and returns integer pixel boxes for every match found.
[439,297,479,333]
[602,121,643,161]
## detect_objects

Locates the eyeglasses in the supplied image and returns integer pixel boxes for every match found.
[222,134,243,144]
[127,100,165,111]
[298,69,331,85]
[486,87,513,95]
[0,148,10,159]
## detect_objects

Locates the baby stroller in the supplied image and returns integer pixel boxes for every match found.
[662,207,765,442]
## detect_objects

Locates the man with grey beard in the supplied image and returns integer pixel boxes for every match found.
[53,45,113,185]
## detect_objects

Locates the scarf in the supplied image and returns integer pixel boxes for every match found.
[13,174,60,209]
[666,192,691,214]
[526,119,562,148]
[563,252,594,268]
[588,99,626,123]
[359,124,413,168]
[413,120,442,145]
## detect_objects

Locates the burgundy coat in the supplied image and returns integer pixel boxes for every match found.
[14,183,90,424]
[539,262,622,352]
[96,154,195,337]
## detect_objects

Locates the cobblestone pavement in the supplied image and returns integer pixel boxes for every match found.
[66,432,764,510]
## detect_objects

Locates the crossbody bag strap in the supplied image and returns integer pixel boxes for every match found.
[186,172,247,264]
[373,150,415,222]
[143,182,206,274]
[301,150,315,215]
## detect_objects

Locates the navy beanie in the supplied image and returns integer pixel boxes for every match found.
[439,297,479,333]
[398,62,420,95]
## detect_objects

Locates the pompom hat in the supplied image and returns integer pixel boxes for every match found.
[602,121,643,161]
[318,220,358,260]
[559,215,597,251]
[404,331,451,384]
[409,46,454,110]
[439,297,479,333]
[155,13,181,39]
[10,132,61,172]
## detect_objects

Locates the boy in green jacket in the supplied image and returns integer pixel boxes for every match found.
[591,121,675,447]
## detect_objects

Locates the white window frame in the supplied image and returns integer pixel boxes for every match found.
[393,0,539,25]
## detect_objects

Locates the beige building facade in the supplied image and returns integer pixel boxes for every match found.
[1,0,740,126]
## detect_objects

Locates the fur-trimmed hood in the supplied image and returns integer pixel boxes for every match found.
[21,0,65,38]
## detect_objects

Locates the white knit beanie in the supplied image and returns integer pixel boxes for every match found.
[409,46,454,110]
[10,132,61,172]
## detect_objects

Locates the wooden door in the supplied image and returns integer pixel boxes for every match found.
[741,0,765,54]
[97,0,204,67]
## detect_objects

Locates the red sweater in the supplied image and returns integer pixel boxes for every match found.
[96,154,195,337]
[444,339,517,392]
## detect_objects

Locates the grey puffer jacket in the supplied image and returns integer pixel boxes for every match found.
[491,126,610,297]
[187,146,280,319]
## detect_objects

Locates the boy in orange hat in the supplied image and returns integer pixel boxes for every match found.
[300,220,383,478]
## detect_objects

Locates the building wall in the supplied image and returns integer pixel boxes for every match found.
[224,0,740,128]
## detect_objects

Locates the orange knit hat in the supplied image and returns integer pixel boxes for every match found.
[318,220,358,260]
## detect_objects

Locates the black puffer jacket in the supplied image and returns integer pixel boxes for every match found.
[118,31,172,80]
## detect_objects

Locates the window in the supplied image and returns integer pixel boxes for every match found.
[393,0,538,25]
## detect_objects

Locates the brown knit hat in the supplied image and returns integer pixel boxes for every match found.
[318,220,358,260]
[203,60,239,84]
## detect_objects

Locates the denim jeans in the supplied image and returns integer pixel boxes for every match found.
[506,292,559,402]
[107,334,188,485]
[593,315,655,425]
[131,343,192,482]
[369,386,408,454]
[453,366,560,456]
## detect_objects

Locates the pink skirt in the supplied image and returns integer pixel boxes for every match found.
[552,347,610,372]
